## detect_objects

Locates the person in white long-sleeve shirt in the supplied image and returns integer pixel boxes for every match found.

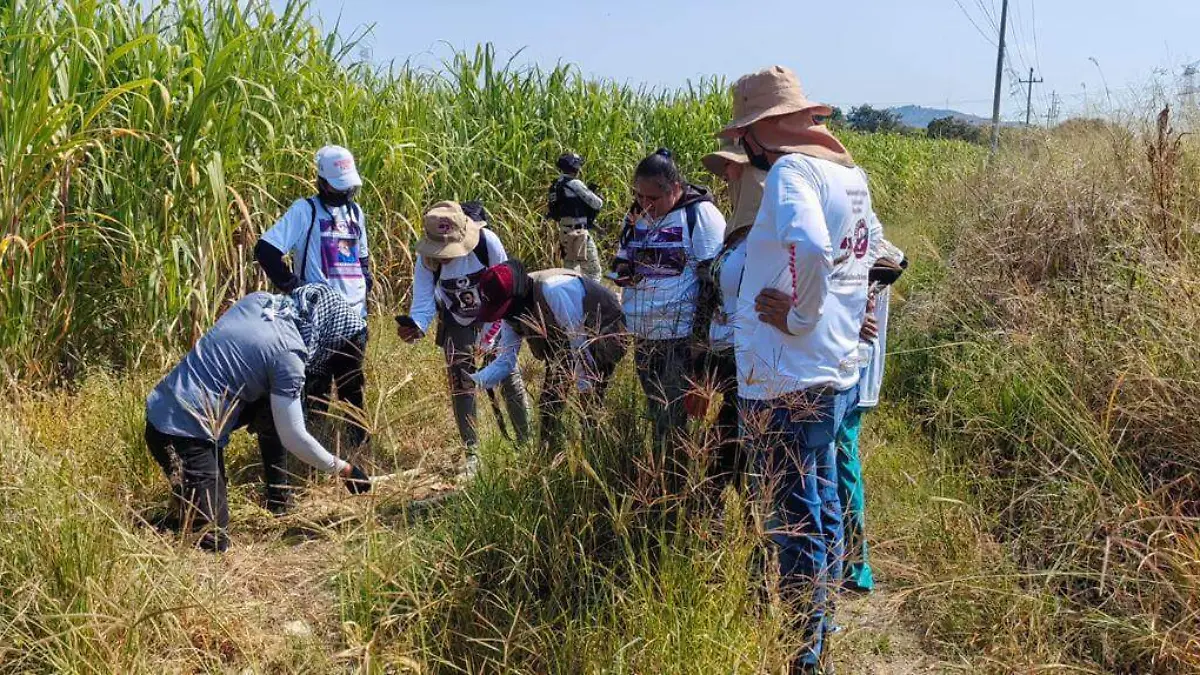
[144,285,372,552]
[469,260,628,451]
[719,65,878,675]
[395,201,532,470]
[548,152,605,280]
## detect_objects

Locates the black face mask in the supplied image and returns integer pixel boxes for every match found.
[318,181,357,208]
[740,134,772,172]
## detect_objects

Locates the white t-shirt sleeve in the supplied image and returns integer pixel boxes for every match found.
[773,161,833,337]
[409,257,438,333]
[478,319,505,349]
[689,202,727,263]
[471,322,522,389]
[260,199,311,257]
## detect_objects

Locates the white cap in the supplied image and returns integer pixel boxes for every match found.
[315,145,362,191]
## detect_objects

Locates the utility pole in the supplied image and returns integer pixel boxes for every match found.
[1044,91,1060,126]
[989,0,1010,153]
[1020,67,1044,126]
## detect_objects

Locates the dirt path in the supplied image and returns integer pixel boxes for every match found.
[831,583,952,674]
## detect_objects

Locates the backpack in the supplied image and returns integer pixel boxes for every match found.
[548,176,598,222]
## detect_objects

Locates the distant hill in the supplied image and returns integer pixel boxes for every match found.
[888,105,993,129]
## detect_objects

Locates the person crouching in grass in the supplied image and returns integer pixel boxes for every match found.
[143,285,372,552]
[395,201,533,480]
[470,260,629,454]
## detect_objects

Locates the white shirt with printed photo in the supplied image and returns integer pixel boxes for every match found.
[261,198,369,317]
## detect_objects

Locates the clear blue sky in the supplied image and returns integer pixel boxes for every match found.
[292,0,1198,122]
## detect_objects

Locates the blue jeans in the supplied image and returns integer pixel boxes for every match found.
[744,389,846,667]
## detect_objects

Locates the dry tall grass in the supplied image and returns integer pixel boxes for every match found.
[893,106,1200,672]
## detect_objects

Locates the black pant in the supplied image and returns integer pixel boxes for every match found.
[235,398,292,513]
[145,422,230,552]
[145,400,291,552]
[305,331,368,447]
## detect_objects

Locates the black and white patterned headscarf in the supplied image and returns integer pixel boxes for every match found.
[287,284,366,375]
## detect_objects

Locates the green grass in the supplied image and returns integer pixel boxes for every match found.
[884,113,1200,672]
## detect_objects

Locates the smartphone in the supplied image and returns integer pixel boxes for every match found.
[395,315,419,330]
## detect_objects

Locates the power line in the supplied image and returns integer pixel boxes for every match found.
[953,0,997,46]
[1008,0,1031,73]
[974,0,998,31]
[1030,0,1042,73]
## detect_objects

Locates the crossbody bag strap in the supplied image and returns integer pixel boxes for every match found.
[299,197,318,282]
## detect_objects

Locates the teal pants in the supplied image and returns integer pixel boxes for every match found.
[835,399,875,591]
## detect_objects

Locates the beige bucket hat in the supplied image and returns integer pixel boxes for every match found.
[417,201,481,259]
[719,65,832,138]
[701,139,749,177]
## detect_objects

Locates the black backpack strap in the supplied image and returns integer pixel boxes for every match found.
[548,176,565,220]
[617,201,641,249]
[474,231,491,268]
[685,202,698,239]
[298,198,318,281]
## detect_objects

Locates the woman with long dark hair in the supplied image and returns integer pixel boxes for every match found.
[611,148,727,486]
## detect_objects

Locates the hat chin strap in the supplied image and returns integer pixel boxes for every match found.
[741,130,774,172]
